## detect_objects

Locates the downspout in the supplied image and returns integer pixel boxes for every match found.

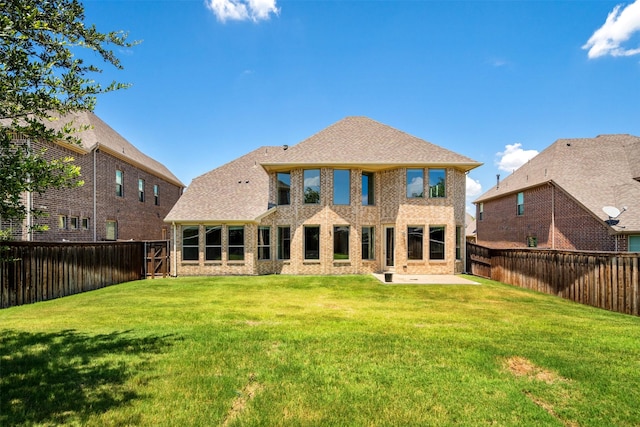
[172,221,177,277]
[93,145,98,242]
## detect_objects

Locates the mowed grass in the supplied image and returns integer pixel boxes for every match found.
[1,275,639,426]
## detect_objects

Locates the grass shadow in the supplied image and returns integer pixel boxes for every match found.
[0,329,176,425]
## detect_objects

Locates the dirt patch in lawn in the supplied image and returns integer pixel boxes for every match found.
[504,356,567,384]
[222,373,262,427]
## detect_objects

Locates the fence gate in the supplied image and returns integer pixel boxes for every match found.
[144,240,170,278]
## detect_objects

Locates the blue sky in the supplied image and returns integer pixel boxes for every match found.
[84,0,640,214]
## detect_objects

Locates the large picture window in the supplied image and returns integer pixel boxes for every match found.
[304,226,320,260]
[277,172,290,205]
[407,226,423,260]
[182,226,199,261]
[333,226,349,260]
[406,169,424,198]
[228,226,245,261]
[361,226,375,260]
[430,226,446,260]
[303,169,321,204]
[205,226,222,261]
[333,170,350,205]
[258,227,271,260]
[428,169,446,198]
[278,226,291,260]
[362,172,374,206]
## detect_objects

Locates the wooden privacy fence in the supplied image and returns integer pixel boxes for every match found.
[0,241,168,309]
[467,242,640,316]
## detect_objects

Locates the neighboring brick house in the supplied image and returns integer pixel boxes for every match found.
[474,134,640,252]
[165,116,481,276]
[2,111,184,241]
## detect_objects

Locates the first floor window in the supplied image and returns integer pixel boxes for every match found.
[430,226,446,260]
[258,227,271,260]
[361,226,375,260]
[228,226,245,261]
[517,192,524,216]
[333,225,349,260]
[82,218,90,230]
[182,226,199,261]
[407,169,424,198]
[304,226,320,260]
[205,226,222,261]
[408,226,423,260]
[106,220,118,241]
[278,226,291,260]
[630,235,640,252]
[429,169,446,198]
[456,226,462,260]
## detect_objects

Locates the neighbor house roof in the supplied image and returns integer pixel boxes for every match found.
[3,111,184,188]
[165,146,281,223]
[261,116,482,172]
[474,134,640,232]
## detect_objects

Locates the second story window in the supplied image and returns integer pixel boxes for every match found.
[407,169,424,198]
[303,169,320,204]
[429,169,446,198]
[333,170,350,205]
[517,192,524,216]
[116,170,123,197]
[277,172,290,205]
[362,172,374,206]
[138,179,145,202]
[154,185,159,205]
[478,203,484,220]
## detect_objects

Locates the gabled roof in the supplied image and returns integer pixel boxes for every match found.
[261,116,481,172]
[3,111,184,188]
[165,146,280,223]
[475,134,640,232]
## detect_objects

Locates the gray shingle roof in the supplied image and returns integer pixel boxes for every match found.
[262,116,481,171]
[165,146,281,222]
[475,134,640,232]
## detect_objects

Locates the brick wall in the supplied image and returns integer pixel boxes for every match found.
[476,183,622,251]
[173,166,467,276]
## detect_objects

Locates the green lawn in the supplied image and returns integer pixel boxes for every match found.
[1,275,639,426]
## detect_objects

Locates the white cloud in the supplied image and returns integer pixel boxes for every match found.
[407,176,423,197]
[583,1,640,58]
[466,175,482,198]
[496,143,538,173]
[205,0,279,23]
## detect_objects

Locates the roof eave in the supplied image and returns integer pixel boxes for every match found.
[261,161,483,173]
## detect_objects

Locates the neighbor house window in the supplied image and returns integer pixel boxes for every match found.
[362,172,375,206]
[629,236,640,252]
[258,227,271,260]
[182,226,199,261]
[430,226,446,260]
[517,192,524,216]
[205,226,222,261]
[58,215,67,230]
[277,172,290,205]
[333,170,350,205]
[362,226,375,260]
[278,226,291,260]
[82,218,90,230]
[106,220,118,241]
[406,169,424,198]
[478,203,484,220]
[116,170,123,197]
[138,179,145,202]
[456,226,462,260]
[70,217,79,230]
[228,226,245,261]
[303,169,320,204]
[407,226,424,260]
[429,169,446,198]
[154,185,159,206]
[333,225,349,260]
[304,226,320,260]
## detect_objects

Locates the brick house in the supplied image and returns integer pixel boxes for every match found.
[474,134,640,252]
[165,116,481,276]
[2,111,184,241]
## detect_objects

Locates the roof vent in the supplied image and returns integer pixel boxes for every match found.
[283,144,288,150]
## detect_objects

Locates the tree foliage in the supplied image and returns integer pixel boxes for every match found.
[0,0,135,239]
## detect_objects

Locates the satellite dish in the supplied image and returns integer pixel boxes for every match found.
[603,206,621,218]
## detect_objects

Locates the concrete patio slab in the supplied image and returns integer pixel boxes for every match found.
[372,273,480,285]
